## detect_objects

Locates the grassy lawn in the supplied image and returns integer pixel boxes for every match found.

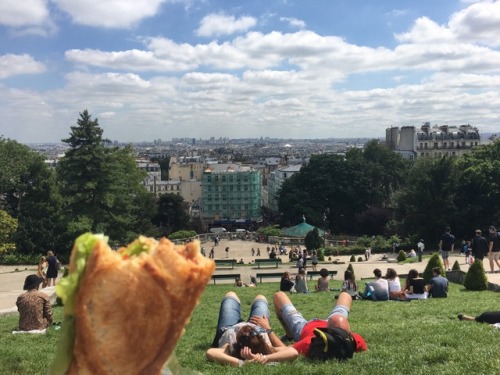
[1,280,499,375]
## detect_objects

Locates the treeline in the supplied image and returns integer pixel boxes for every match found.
[0,110,189,258]
[278,139,500,247]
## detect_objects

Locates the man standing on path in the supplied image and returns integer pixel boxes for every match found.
[417,239,425,262]
[439,227,455,271]
[488,226,500,273]
[471,229,488,264]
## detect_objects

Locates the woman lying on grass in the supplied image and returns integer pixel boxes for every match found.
[206,291,299,367]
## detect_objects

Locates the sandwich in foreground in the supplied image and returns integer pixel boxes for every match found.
[49,233,215,375]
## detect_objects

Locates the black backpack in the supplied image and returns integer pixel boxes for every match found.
[308,327,356,361]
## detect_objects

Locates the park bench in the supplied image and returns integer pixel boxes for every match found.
[211,273,240,285]
[214,259,236,270]
[255,258,282,269]
[308,270,338,281]
[255,272,284,283]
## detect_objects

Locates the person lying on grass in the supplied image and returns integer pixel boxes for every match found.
[206,292,299,367]
[458,311,500,325]
[273,291,367,360]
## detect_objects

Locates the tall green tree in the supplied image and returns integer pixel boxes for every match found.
[452,139,500,237]
[0,210,17,253]
[0,137,64,254]
[153,193,190,236]
[57,110,156,249]
[277,142,407,235]
[394,156,457,245]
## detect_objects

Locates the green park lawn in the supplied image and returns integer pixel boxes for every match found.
[1,279,499,375]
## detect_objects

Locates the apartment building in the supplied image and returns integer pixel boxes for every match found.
[201,164,262,224]
[386,123,482,159]
[267,165,302,212]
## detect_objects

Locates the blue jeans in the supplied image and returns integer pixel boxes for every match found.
[212,295,269,347]
[280,303,349,342]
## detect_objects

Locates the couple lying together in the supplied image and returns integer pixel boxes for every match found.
[206,291,367,367]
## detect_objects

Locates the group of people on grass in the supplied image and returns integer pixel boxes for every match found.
[278,265,449,300]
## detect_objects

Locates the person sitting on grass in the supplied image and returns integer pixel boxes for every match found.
[362,268,389,301]
[16,274,53,331]
[295,267,309,293]
[385,268,406,300]
[458,311,500,325]
[280,271,295,292]
[427,267,448,298]
[206,291,299,367]
[404,269,428,300]
[341,270,358,297]
[273,291,367,360]
[315,268,330,291]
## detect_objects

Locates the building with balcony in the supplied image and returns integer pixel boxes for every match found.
[201,164,262,226]
[386,123,482,159]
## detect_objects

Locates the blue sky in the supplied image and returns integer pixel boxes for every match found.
[1,0,499,143]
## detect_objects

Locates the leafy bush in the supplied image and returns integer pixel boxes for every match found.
[168,230,197,240]
[464,260,488,291]
[317,249,325,262]
[397,250,407,262]
[357,256,363,262]
[423,253,446,284]
[0,252,39,265]
[257,225,281,238]
[304,228,322,251]
[356,236,372,247]
[350,255,356,262]
[452,260,461,271]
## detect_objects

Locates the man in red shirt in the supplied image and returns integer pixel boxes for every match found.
[273,291,367,360]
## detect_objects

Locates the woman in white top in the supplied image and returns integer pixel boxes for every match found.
[385,268,405,300]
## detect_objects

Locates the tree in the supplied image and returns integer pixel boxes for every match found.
[394,156,457,245]
[0,210,17,253]
[304,228,322,251]
[0,137,64,254]
[463,259,488,291]
[57,110,156,249]
[452,140,500,237]
[153,193,191,236]
[422,253,446,284]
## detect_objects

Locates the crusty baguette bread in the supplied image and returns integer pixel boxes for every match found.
[66,237,214,375]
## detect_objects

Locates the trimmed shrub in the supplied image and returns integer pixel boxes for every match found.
[349,255,356,262]
[464,260,488,291]
[423,253,446,284]
[452,260,461,271]
[168,230,197,240]
[397,250,407,262]
[357,256,363,262]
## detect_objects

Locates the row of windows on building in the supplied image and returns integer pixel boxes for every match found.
[203,185,259,192]
[417,141,479,150]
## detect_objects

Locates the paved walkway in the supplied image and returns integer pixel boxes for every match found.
[1,238,499,314]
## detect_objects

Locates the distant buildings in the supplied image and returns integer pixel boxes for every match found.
[386,123,482,159]
[266,165,302,212]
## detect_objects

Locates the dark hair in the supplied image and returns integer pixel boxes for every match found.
[344,270,353,281]
[309,327,355,361]
[385,268,397,280]
[373,268,382,278]
[282,271,290,279]
[319,268,329,278]
[432,267,441,275]
[405,269,420,290]
[229,326,274,359]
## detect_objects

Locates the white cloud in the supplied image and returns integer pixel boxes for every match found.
[386,9,409,17]
[195,13,256,37]
[448,0,500,46]
[0,0,49,26]
[280,17,306,29]
[395,16,454,44]
[0,54,46,79]
[52,0,168,28]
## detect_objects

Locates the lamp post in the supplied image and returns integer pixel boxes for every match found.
[323,212,327,247]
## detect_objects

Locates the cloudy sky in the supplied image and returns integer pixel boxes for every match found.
[1,0,500,143]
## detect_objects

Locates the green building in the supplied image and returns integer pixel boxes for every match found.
[201,164,262,224]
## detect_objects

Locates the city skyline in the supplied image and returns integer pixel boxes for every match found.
[1,0,500,143]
